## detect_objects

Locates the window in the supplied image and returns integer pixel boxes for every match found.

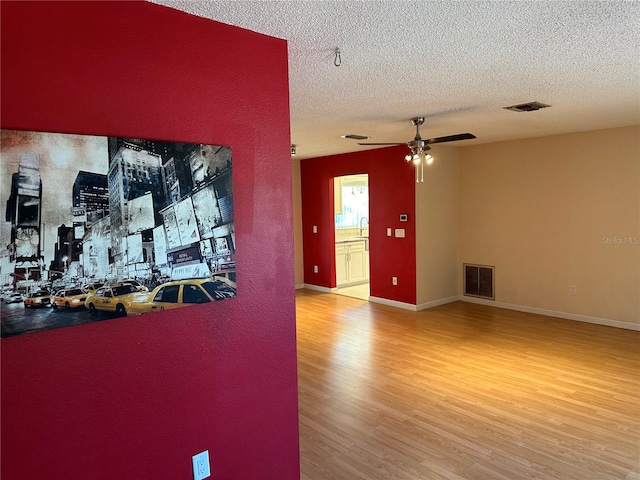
[202,280,236,299]
[182,284,210,304]
[335,175,369,230]
[153,285,179,303]
[113,285,136,296]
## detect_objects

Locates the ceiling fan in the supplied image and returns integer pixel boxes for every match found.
[358,117,476,182]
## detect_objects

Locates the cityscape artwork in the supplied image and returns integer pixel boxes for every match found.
[1,129,236,337]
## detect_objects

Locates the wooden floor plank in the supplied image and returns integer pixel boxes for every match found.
[296,290,640,480]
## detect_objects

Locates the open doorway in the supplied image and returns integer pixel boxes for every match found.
[334,174,369,300]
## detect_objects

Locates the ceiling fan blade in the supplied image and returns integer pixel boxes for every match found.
[426,133,476,144]
[358,142,405,146]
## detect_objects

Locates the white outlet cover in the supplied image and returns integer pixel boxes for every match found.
[192,450,211,480]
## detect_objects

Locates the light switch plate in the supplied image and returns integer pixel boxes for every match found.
[395,228,405,238]
[192,451,211,480]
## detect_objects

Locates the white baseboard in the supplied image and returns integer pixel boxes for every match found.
[369,296,417,311]
[302,284,334,294]
[416,296,459,311]
[457,295,640,331]
[295,283,305,290]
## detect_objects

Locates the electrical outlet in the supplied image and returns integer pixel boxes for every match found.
[569,285,576,295]
[192,451,210,480]
[313,265,318,273]
[392,276,398,286]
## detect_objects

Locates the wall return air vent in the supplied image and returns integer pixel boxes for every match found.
[464,264,495,300]
[503,101,551,112]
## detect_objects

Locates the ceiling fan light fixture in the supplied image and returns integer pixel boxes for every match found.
[358,116,475,183]
[410,150,434,182]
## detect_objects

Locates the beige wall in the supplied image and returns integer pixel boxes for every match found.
[292,157,305,286]
[295,126,639,324]
[459,126,640,324]
[416,145,460,305]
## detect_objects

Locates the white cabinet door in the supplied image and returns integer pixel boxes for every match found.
[336,240,368,287]
[348,248,368,284]
[335,249,349,286]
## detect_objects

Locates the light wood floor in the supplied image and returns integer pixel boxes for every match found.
[296,289,640,480]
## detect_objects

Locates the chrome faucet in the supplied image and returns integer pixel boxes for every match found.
[358,217,369,237]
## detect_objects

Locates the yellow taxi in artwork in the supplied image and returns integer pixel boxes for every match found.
[52,288,88,310]
[84,283,147,317]
[23,290,52,308]
[125,277,236,316]
[81,282,104,294]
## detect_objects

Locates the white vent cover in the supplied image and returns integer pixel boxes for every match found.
[340,134,370,140]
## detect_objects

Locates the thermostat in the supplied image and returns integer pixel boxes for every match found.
[400,214,408,222]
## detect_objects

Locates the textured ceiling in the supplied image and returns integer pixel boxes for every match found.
[152,0,639,159]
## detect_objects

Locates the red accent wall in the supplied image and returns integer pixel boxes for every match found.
[1,2,299,479]
[300,147,417,304]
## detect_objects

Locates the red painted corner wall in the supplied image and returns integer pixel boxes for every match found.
[1,2,299,479]
[300,147,417,305]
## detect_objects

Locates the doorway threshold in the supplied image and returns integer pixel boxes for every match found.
[335,283,370,301]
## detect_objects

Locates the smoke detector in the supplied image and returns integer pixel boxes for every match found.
[503,101,551,112]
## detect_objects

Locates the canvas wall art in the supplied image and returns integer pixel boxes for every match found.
[0,129,236,337]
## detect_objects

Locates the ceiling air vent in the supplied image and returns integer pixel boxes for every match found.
[340,134,370,140]
[503,101,551,112]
